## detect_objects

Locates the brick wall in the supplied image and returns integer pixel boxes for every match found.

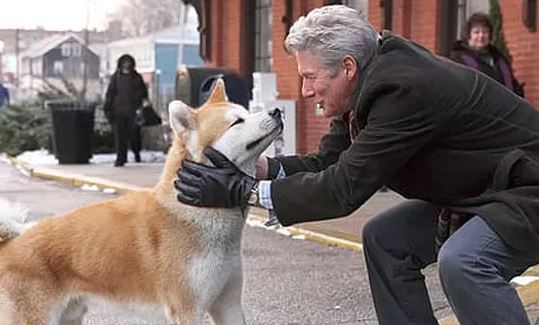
[375,0,438,51]
[500,0,539,108]
[206,0,242,72]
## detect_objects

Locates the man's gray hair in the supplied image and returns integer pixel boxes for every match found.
[285,5,379,75]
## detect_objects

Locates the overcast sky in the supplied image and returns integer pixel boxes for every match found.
[0,0,125,31]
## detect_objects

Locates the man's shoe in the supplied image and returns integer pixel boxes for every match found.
[114,161,125,167]
[134,153,141,163]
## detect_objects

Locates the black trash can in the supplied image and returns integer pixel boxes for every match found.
[175,67,232,107]
[47,100,95,164]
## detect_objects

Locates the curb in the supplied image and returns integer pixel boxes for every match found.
[247,214,363,252]
[8,157,362,253]
[8,157,143,195]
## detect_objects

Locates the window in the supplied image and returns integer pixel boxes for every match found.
[182,45,204,66]
[61,43,71,57]
[72,44,81,57]
[53,61,63,75]
[255,0,272,72]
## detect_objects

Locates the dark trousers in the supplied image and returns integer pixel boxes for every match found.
[113,115,141,164]
[363,199,539,325]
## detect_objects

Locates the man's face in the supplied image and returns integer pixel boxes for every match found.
[468,25,490,51]
[296,51,354,118]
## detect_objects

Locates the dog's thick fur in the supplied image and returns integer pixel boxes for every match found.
[0,79,282,325]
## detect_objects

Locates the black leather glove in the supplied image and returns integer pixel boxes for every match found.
[174,147,258,208]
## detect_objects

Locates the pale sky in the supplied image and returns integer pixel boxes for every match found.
[0,0,126,31]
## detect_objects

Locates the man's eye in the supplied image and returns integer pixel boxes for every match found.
[231,118,245,127]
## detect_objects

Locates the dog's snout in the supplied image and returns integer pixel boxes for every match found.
[269,108,282,120]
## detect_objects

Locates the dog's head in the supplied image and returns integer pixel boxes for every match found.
[168,79,283,177]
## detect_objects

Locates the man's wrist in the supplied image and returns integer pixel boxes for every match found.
[247,181,259,206]
[258,180,274,210]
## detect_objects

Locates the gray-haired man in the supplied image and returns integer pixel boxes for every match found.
[175,5,539,324]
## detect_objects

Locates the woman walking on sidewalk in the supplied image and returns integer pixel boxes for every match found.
[104,54,148,167]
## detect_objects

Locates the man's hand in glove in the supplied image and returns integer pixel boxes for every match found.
[174,147,258,208]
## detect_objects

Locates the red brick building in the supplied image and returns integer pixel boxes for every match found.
[184,0,538,154]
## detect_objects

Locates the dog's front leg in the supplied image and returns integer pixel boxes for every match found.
[208,266,246,325]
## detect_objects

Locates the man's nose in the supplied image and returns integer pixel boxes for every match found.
[269,107,282,120]
[302,81,315,98]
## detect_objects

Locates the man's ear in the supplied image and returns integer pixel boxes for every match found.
[342,55,358,81]
[168,100,196,135]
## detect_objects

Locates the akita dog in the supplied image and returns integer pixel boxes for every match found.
[0,79,283,325]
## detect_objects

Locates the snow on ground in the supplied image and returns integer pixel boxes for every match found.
[16,149,166,166]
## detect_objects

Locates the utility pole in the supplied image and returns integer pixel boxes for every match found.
[81,0,90,102]
[15,29,20,87]
[0,41,4,82]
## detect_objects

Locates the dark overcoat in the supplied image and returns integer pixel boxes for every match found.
[103,54,148,118]
[271,32,539,252]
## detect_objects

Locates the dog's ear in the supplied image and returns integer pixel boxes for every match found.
[169,100,196,134]
[206,78,228,104]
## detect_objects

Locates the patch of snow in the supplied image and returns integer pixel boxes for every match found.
[17,149,57,165]
[15,164,31,177]
[0,154,10,164]
[81,184,100,192]
[0,197,31,235]
[16,150,166,166]
[276,228,292,237]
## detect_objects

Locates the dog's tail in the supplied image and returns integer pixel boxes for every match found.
[0,197,30,243]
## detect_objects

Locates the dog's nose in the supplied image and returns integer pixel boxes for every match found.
[269,108,282,120]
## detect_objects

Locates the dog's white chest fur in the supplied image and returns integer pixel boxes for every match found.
[186,208,245,307]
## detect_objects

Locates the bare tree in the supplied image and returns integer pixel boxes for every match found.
[109,0,185,37]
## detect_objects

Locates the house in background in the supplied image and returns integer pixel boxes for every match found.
[20,33,101,99]
[184,0,538,155]
[0,26,118,86]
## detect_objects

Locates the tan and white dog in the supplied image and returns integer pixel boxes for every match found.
[0,79,283,325]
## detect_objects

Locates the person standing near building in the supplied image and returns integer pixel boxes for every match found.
[104,54,148,167]
[451,13,524,97]
[174,5,539,324]
[0,82,10,110]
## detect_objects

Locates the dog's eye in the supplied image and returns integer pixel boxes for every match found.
[230,118,245,127]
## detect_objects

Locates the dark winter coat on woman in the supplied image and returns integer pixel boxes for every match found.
[271,32,539,253]
[104,55,148,119]
[450,40,524,97]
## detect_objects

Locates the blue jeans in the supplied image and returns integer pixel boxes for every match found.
[362,199,539,325]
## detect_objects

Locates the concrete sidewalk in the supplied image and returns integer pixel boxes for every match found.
[9,153,539,324]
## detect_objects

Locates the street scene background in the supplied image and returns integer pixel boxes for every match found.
[1,0,539,324]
